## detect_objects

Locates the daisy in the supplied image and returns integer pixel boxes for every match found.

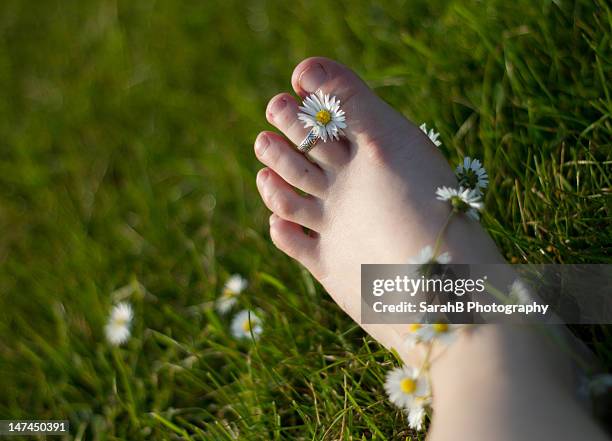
[407,402,427,431]
[384,365,429,409]
[297,90,346,142]
[589,374,612,396]
[231,309,263,340]
[419,123,442,148]
[435,186,483,220]
[508,279,532,305]
[105,302,133,345]
[403,323,425,348]
[455,157,488,193]
[408,245,451,265]
[413,323,462,346]
[216,274,248,314]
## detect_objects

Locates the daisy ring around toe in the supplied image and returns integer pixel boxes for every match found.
[297,89,346,153]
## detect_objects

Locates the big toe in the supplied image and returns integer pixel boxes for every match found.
[291,57,408,145]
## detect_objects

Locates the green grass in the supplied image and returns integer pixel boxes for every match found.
[0,0,611,439]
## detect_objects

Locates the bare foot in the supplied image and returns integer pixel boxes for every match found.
[254,57,608,440]
[254,56,503,351]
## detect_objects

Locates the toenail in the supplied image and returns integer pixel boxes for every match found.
[269,214,278,225]
[255,134,270,156]
[268,96,287,117]
[299,63,327,93]
[258,169,270,186]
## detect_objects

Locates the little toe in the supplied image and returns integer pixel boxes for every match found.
[266,92,350,168]
[269,213,322,278]
[256,168,323,231]
[254,131,328,198]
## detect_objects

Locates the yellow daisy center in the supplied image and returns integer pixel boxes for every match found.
[222,289,235,299]
[433,323,449,333]
[400,378,416,394]
[408,323,422,333]
[242,319,252,333]
[316,110,331,125]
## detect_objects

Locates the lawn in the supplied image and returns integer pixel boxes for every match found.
[0,0,610,439]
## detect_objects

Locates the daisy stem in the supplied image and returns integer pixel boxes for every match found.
[432,211,455,258]
[112,348,140,429]
[420,342,435,404]
[419,341,434,373]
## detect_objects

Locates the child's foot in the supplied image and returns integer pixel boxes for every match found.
[254,58,606,440]
[254,57,504,350]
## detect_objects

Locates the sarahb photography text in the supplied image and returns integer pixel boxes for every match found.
[361,264,612,325]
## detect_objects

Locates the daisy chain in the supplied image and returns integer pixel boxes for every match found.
[419,123,442,148]
[436,186,483,220]
[407,403,427,431]
[455,157,488,193]
[384,365,429,409]
[408,245,451,265]
[405,323,463,347]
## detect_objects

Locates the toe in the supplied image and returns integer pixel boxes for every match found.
[266,92,351,168]
[291,57,407,145]
[256,168,323,231]
[269,213,322,277]
[254,131,328,198]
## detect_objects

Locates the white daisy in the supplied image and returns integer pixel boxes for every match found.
[435,186,483,220]
[231,309,262,340]
[216,274,248,314]
[408,245,452,265]
[403,323,425,348]
[589,374,612,396]
[413,323,462,346]
[455,157,488,193]
[384,365,429,409]
[105,302,133,345]
[419,123,442,148]
[407,402,427,431]
[297,90,346,142]
[508,279,532,305]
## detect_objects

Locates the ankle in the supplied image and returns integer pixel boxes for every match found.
[428,325,575,405]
